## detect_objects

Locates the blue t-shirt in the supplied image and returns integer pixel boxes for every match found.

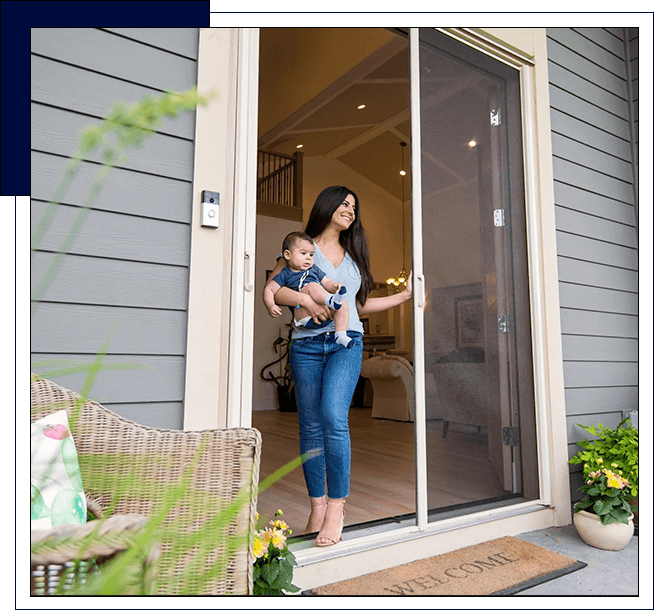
[279,243,364,340]
[272,265,326,291]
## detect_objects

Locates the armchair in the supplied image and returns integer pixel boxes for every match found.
[30,374,262,595]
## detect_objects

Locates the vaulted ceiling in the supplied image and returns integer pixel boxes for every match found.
[258,29,410,201]
[258,28,492,202]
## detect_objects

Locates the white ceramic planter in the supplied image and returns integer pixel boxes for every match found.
[573,508,634,551]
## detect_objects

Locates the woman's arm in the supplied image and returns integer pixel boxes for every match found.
[357,272,413,315]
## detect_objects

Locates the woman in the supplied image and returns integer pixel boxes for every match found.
[264,185,412,547]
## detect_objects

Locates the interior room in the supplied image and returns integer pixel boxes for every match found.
[251,27,512,536]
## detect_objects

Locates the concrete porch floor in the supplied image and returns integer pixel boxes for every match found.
[515,523,644,598]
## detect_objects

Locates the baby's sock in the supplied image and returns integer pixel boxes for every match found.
[325,286,347,310]
[335,331,353,349]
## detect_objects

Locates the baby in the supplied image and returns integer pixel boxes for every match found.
[263,231,353,349]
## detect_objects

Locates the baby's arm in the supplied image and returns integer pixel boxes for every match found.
[263,280,283,317]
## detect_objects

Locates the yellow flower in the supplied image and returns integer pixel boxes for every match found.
[607,476,623,489]
[260,527,275,545]
[275,509,283,516]
[604,469,628,489]
[611,463,619,468]
[271,529,287,550]
[270,519,289,531]
[596,458,603,464]
[253,536,268,560]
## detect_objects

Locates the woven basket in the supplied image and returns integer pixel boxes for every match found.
[31,374,262,595]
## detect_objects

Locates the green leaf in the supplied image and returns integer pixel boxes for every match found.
[261,562,280,585]
[285,582,301,593]
[575,498,593,512]
[600,513,617,525]
[587,486,600,496]
[594,499,611,516]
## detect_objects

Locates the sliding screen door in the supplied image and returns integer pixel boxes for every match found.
[411,28,539,520]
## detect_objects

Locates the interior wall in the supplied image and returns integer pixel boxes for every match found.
[253,215,302,411]
[303,156,403,285]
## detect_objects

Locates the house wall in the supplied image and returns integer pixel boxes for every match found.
[30,28,200,429]
[545,28,639,499]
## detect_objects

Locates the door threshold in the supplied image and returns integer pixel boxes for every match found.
[290,493,524,544]
[291,498,548,566]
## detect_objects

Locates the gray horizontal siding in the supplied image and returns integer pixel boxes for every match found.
[31,28,199,429]
[626,28,639,225]
[31,353,186,430]
[547,28,638,493]
[31,151,193,223]
[31,303,188,355]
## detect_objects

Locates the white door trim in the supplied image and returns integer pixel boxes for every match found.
[408,28,429,530]
[226,28,260,428]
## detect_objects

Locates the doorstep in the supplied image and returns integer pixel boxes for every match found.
[291,502,556,591]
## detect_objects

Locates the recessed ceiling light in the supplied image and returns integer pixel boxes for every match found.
[357,104,366,110]
[399,170,407,176]
[468,140,477,148]
[296,144,303,148]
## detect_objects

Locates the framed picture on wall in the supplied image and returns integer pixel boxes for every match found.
[455,295,484,349]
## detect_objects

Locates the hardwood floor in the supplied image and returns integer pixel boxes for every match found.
[252,407,506,535]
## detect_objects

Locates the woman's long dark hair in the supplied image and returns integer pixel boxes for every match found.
[304,185,373,305]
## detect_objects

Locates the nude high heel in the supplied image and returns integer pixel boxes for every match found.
[315,498,346,547]
[303,496,327,534]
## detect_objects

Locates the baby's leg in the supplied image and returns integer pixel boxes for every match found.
[303,282,346,310]
[333,301,353,348]
[293,283,332,329]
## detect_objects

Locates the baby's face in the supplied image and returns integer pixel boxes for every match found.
[285,239,315,270]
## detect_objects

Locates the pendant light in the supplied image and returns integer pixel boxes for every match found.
[387,141,409,291]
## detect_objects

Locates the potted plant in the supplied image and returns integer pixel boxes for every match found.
[569,417,638,525]
[252,510,300,595]
[572,467,636,550]
[260,326,297,413]
[569,417,638,550]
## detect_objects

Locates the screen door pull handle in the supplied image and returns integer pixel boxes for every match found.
[244,251,254,292]
[416,273,426,308]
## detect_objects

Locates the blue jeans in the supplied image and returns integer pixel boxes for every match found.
[289,331,363,499]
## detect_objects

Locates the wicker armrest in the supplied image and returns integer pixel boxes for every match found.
[31,514,157,595]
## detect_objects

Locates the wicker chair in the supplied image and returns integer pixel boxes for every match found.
[30,374,262,595]
[31,513,157,595]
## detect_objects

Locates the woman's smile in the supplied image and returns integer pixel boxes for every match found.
[331,194,356,229]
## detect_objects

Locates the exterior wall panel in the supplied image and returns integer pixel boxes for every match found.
[30,27,199,429]
[547,27,638,501]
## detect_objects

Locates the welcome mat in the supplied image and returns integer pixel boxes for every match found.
[306,536,586,596]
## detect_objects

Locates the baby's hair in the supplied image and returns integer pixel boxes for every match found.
[282,231,314,253]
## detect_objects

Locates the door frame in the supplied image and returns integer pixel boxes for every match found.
[188,26,572,582]
[183,27,259,430]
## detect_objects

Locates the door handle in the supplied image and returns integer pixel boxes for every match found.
[244,251,254,292]
[416,273,426,308]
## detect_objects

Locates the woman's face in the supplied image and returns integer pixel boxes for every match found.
[329,193,356,232]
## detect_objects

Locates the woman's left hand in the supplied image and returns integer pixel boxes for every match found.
[403,271,413,300]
